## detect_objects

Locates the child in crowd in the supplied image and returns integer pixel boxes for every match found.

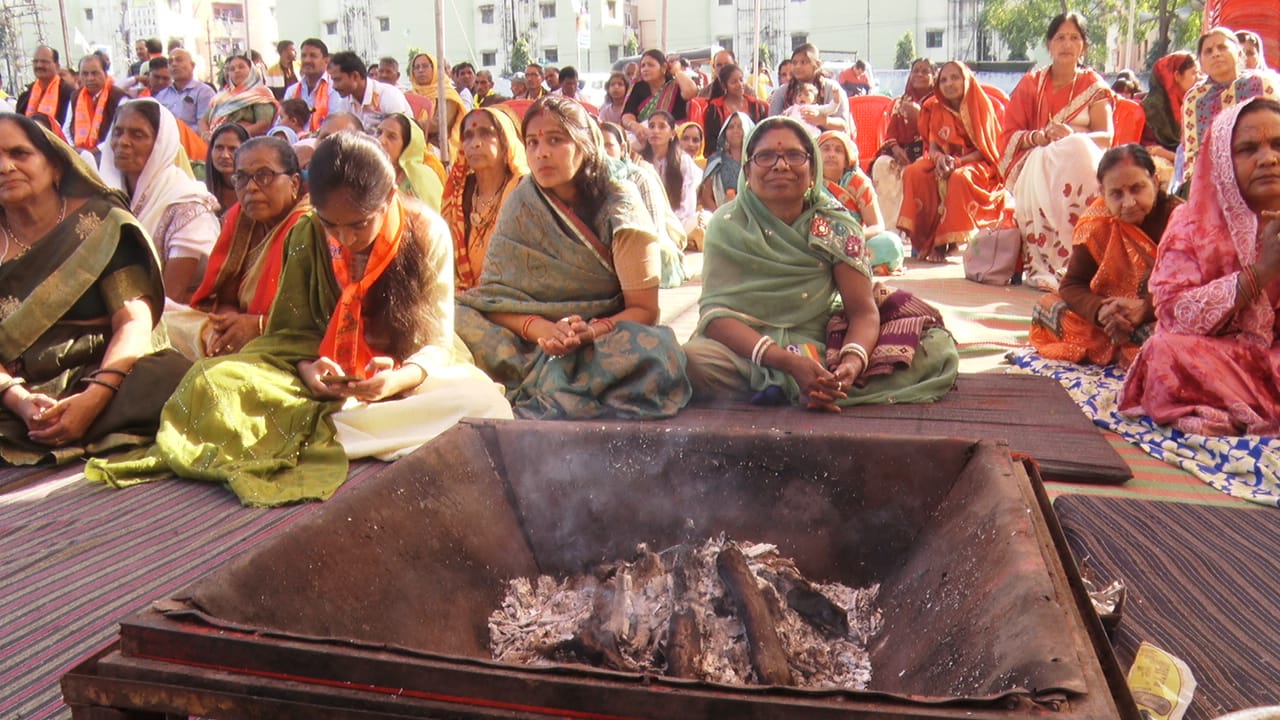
[782,82,840,137]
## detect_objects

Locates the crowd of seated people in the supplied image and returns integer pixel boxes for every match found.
[0,18,1273,507]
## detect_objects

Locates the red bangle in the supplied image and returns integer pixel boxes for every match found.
[520,314,539,340]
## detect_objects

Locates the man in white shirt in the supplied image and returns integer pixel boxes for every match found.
[155,49,214,131]
[451,61,476,109]
[327,51,411,133]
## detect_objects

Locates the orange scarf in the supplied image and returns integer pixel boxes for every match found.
[318,197,405,378]
[73,78,113,150]
[288,77,330,132]
[190,201,309,314]
[27,74,62,123]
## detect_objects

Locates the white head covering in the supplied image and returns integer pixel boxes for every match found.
[98,97,220,236]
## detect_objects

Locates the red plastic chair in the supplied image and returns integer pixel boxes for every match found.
[980,83,1010,106]
[848,94,893,172]
[1113,97,1146,146]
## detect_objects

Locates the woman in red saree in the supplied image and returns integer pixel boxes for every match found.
[871,57,935,231]
[1030,144,1182,368]
[898,61,1008,261]
[998,12,1114,291]
[1120,98,1280,436]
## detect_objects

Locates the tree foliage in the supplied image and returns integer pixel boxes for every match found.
[509,38,531,75]
[982,0,1205,71]
[894,32,915,70]
[624,32,640,56]
[758,43,774,75]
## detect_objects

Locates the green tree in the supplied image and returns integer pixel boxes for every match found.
[894,31,915,70]
[624,32,639,56]
[758,43,774,75]
[509,37,531,75]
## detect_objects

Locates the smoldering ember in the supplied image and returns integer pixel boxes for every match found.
[489,535,881,687]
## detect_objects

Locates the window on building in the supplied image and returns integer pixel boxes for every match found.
[540,3,556,19]
[791,33,808,50]
[324,20,338,35]
[717,36,733,54]
[84,8,93,19]
[482,51,497,66]
[545,47,559,62]
[378,16,390,32]
[926,29,943,48]
[609,44,620,62]
[480,4,494,23]
[607,0,617,18]
[718,0,731,5]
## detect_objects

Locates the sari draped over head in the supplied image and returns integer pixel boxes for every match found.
[701,111,753,207]
[0,120,189,465]
[408,52,466,156]
[676,121,706,168]
[206,65,279,129]
[1179,70,1280,185]
[388,112,445,210]
[442,106,528,292]
[1029,194,1172,368]
[998,66,1112,292]
[694,116,956,406]
[881,74,934,156]
[455,175,692,419]
[899,63,1008,256]
[1119,98,1280,435]
[98,99,221,258]
[88,204,512,505]
[1142,52,1194,151]
[818,131,907,274]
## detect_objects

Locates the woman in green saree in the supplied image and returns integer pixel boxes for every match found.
[88,132,511,505]
[0,112,189,464]
[455,96,691,419]
[684,116,959,410]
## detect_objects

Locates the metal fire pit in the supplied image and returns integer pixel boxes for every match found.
[64,419,1138,719]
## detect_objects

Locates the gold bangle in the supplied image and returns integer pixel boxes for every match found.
[258,314,266,334]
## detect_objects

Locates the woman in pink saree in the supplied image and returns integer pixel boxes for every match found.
[1120,98,1280,436]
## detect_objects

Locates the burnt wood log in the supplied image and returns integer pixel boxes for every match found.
[716,544,794,685]
[665,607,702,679]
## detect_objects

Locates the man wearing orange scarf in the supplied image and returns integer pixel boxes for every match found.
[284,38,334,133]
[16,46,75,128]
[67,54,127,153]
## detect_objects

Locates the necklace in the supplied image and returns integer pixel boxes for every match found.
[468,176,508,228]
[1,197,66,262]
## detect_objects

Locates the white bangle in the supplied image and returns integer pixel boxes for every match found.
[750,336,775,366]
[838,342,869,369]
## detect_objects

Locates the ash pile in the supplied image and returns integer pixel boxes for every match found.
[489,536,880,688]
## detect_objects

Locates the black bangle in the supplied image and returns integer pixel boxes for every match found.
[81,377,120,393]
[91,367,128,379]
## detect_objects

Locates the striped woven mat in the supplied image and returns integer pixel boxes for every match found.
[0,461,384,719]
[1055,494,1280,718]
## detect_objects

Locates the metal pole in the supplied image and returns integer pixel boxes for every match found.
[436,0,449,165]
[751,0,759,93]
[661,0,667,52]
[56,0,72,62]
[1124,0,1137,69]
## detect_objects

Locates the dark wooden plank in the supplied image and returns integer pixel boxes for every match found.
[674,374,1131,485]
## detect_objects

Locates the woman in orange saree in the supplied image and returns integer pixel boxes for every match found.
[1030,144,1182,368]
[897,61,1008,261]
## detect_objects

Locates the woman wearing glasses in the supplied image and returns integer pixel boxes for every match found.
[89,131,511,506]
[164,136,310,360]
[99,98,219,303]
[684,117,958,410]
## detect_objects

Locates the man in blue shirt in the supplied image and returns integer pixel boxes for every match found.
[155,48,214,131]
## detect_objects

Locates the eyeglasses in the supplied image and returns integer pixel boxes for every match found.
[750,150,811,168]
[232,168,290,189]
